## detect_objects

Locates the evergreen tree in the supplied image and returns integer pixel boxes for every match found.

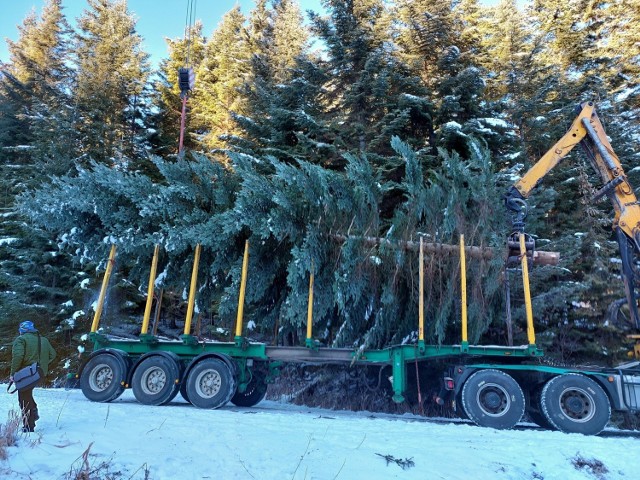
[74,0,151,165]
[191,7,250,157]
[228,0,327,164]
[0,0,79,342]
[0,0,74,177]
[149,22,206,156]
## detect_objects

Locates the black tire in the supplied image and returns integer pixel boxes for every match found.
[132,356,181,406]
[526,407,557,430]
[80,354,127,403]
[231,371,267,407]
[540,374,611,435]
[526,387,556,430]
[180,379,191,404]
[185,358,236,409]
[454,392,469,420]
[461,369,525,430]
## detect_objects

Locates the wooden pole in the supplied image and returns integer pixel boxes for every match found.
[330,233,559,266]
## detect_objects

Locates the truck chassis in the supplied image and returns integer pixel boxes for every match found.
[78,236,640,436]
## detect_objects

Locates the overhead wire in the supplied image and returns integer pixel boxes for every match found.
[184,0,197,68]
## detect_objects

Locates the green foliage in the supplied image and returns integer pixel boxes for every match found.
[74,0,151,164]
[149,22,206,156]
[2,0,640,366]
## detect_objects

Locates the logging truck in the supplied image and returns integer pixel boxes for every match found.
[77,103,640,436]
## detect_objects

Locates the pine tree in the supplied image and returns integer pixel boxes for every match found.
[74,0,151,165]
[191,7,250,157]
[0,0,79,340]
[228,0,326,164]
[0,0,75,177]
[149,22,206,156]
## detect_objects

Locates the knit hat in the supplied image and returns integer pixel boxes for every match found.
[18,320,37,334]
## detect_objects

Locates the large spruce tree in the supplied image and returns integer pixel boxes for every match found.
[74,0,151,165]
[0,0,81,345]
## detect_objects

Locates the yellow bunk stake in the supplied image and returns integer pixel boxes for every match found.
[419,237,425,351]
[141,244,160,336]
[235,240,250,343]
[91,244,117,333]
[182,243,201,341]
[306,260,315,349]
[519,234,536,346]
[460,235,469,350]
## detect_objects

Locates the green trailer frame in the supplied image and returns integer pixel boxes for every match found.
[77,236,639,435]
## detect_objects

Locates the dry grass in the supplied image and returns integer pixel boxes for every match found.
[65,441,151,480]
[0,409,21,460]
[572,454,609,480]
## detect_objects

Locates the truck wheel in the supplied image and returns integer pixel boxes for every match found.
[540,374,611,435]
[132,356,180,406]
[231,371,267,407]
[526,407,556,430]
[461,369,525,429]
[80,354,127,403]
[185,358,236,409]
[526,387,556,430]
[180,379,191,404]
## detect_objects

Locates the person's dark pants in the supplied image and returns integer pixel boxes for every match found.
[18,386,39,431]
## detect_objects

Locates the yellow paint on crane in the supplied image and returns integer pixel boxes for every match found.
[141,245,159,335]
[91,244,117,333]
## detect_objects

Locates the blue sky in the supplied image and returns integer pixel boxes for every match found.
[0,0,506,68]
[0,0,324,68]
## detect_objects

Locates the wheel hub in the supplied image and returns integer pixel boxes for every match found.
[477,384,510,416]
[559,388,595,422]
[143,368,166,394]
[198,371,221,398]
[483,391,502,410]
[91,365,113,391]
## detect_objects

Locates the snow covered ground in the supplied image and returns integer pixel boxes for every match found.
[1,386,639,479]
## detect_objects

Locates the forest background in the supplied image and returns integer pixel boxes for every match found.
[1,0,640,393]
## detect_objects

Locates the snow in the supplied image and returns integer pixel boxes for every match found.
[1,388,639,479]
[481,118,509,128]
[0,237,18,246]
[442,121,463,130]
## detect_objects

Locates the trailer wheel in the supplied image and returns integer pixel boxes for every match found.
[461,369,525,430]
[185,358,236,409]
[132,356,181,406]
[179,379,191,404]
[231,371,267,407]
[526,407,556,430]
[540,374,611,435]
[525,387,556,430]
[80,354,127,403]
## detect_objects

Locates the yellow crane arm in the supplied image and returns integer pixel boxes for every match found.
[504,101,640,330]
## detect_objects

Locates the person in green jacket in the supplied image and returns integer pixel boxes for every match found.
[10,320,56,432]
